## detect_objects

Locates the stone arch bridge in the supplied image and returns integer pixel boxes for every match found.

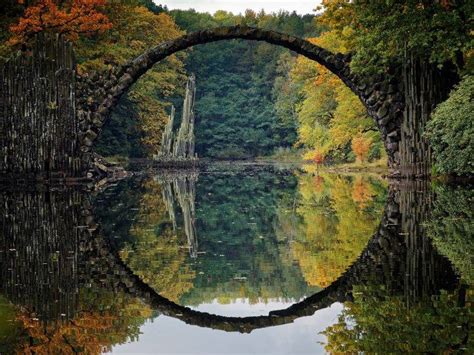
[0,26,455,179]
[78,26,405,173]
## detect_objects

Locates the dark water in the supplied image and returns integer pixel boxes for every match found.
[0,164,472,353]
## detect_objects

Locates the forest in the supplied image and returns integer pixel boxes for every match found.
[1,0,471,173]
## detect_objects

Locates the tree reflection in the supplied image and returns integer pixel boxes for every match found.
[120,177,197,302]
[99,170,398,310]
[322,182,473,353]
[0,188,153,354]
[323,284,472,353]
[291,173,387,287]
[427,185,474,284]
[15,290,152,354]
[0,173,471,353]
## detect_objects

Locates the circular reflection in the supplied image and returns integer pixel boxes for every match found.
[102,168,387,317]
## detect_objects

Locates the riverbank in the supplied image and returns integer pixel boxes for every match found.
[257,152,389,175]
[318,160,389,175]
[101,153,389,175]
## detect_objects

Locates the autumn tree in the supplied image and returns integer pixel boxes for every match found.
[312,151,325,165]
[14,290,152,354]
[2,0,185,157]
[78,2,187,157]
[351,133,372,163]
[284,31,380,164]
[9,0,112,45]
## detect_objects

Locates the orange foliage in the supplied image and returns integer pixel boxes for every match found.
[351,176,375,209]
[312,151,325,165]
[9,0,112,45]
[351,134,371,162]
[16,311,118,354]
[15,297,151,355]
[313,175,325,193]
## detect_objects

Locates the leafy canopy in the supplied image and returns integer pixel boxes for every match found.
[171,9,316,158]
[318,0,474,75]
[77,1,187,157]
[425,75,474,175]
[284,31,381,163]
[9,0,112,45]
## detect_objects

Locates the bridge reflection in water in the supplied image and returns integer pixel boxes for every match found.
[0,174,471,353]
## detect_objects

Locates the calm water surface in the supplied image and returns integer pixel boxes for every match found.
[0,164,472,353]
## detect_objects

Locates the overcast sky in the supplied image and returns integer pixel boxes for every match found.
[159,1,322,15]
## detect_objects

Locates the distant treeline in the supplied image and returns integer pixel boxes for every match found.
[170,9,319,159]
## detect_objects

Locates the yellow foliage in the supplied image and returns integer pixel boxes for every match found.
[291,174,385,288]
[290,29,380,161]
[15,295,152,354]
[121,179,196,302]
[76,5,187,156]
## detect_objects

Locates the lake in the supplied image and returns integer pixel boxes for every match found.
[0,164,472,353]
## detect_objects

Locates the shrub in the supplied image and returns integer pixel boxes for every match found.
[425,75,474,176]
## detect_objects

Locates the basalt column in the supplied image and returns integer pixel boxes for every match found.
[399,51,458,178]
[158,105,176,157]
[156,172,199,258]
[156,75,197,163]
[173,74,197,159]
[0,188,92,322]
[0,34,84,178]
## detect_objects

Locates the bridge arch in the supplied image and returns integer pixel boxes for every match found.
[77,25,404,170]
[0,183,459,334]
[95,193,457,334]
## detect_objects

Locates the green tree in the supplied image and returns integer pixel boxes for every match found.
[272,52,299,147]
[425,75,474,175]
[171,10,317,159]
[318,0,474,75]
[427,184,474,284]
[323,284,473,353]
